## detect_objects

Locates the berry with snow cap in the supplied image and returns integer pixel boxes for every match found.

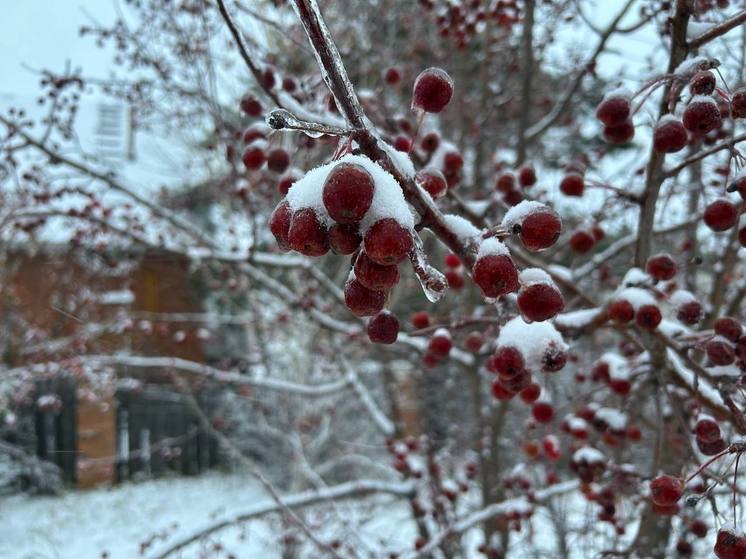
[412,67,454,113]
[323,162,375,224]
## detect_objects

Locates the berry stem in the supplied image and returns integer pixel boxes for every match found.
[408,110,425,156]
[685,448,731,483]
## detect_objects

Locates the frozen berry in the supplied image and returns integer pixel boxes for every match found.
[328,223,361,255]
[242,123,267,144]
[689,519,707,539]
[677,301,702,325]
[323,163,375,224]
[420,131,440,152]
[368,311,399,344]
[518,283,565,322]
[706,337,735,366]
[603,120,635,144]
[444,253,461,268]
[653,118,688,153]
[393,135,411,152]
[446,269,465,289]
[596,93,631,126]
[650,475,683,506]
[532,402,554,424]
[277,171,300,196]
[496,173,516,193]
[282,76,297,93]
[354,252,400,291]
[416,169,448,199]
[288,208,329,256]
[472,253,520,298]
[731,87,746,119]
[570,230,595,254]
[384,67,401,86]
[714,529,746,559]
[690,70,716,95]
[542,343,568,372]
[242,144,266,170]
[429,330,452,357]
[520,382,541,404]
[412,67,454,113]
[491,379,515,401]
[519,165,537,187]
[364,219,413,265]
[519,209,562,251]
[636,305,662,330]
[714,316,742,341]
[560,173,584,197]
[464,331,484,353]
[694,417,721,443]
[269,201,292,250]
[410,311,430,329]
[344,278,385,317]
[683,97,722,134]
[491,346,525,379]
[608,299,634,323]
[704,199,738,232]
[646,253,678,281]
[266,148,290,174]
[240,94,262,117]
[443,150,464,172]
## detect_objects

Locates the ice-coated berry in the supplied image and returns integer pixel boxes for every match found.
[653,118,688,153]
[608,299,634,323]
[542,342,568,372]
[704,199,738,232]
[266,148,290,174]
[519,165,537,187]
[277,171,300,196]
[520,383,541,404]
[646,253,678,281]
[472,254,519,298]
[636,304,662,330]
[532,402,554,424]
[240,94,262,117]
[384,67,401,86]
[288,208,329,256]
[560,173,584,197]
[344,278,385,317]
[518,283,565,322]
[706,338,735,366]
[443,150,464,172]
[596,93,630,126]
[603,120,635,144]
[650,475,683,506]
[491,346,525,379]
[714,317,742,341]
[464,331,484,353]
[420,131,440,152]
[323,163,375,224]
[429,330,452,357]
[519,209,562,251]
[731,87,746,119]
[496,173,516,193]
[354,252,400,291]
[416,169,448,199]
[242,145,266,170]
[412,67,454,113]
[677,301,703,325]
[393,135,411,152]
[242,123,267,144]
[714,529,746,559]
[683,97,722,134]
[689,70,716,95]
[570,230,595,254]
[694,417,721,443]
[328,223,361,255]
[410,311,431,329]
[364,218,413,265]
[491,378,515,401]
[368,311,399,344]
[689,519,708,539]
[446,269,465,289]
[269,201,292,250]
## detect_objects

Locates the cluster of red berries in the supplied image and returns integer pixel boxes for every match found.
[692,414,727,456]
[494,164,536,206]
[559,160,587,197]
[595,90,635,145]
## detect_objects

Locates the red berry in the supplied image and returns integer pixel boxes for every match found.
[676,540,693,556]
[730,87,746,119]
[731,175,746,201]
[443,150,464,172]
[683,96,722,134]
[532,402,554,424]
[496,173,516,193]
[503,189,524,206]
[420,131,440,152]
[446,269,465,289]
[502,368,532,393]
[646,253,678,281]
[242,144,266,170]
[689,519,707,539]
[323,163,375,224]
[649,475,683,506]
[444,253,461,268]
[689,70,716,95]
[542,342,567,372]
[519,165,537,187]
[608,299,634,323]
[694,417,721,443]
[627,426,642,441]
[519,209,562,251]
[570,231,595,254]
[472,253,520,298]
[240,94,262,117]
[266,148,290,174]
[410,311,430,329]
[242,123,267,144]
[714,316,742,341]
[269,201,292,250]
[282,76,297,93]
[384,67,401,86]
[704,199,738,232]
[393,135,411,152]
[354,252,400,291]
[560,173,584,197]
[412,67,454,113]
[328,223,361,255]
[739,226,746,247]
[714,529,746,559]
[518,283,565,322]
[520,382,541,404]
[603,120,635,144]
[416,169,448,199]
[677,301,703,325]
[464,331,484,353]
[491,379,515,401]
[344,278,385,317]
[262,67,276,89]
[364,219,413,265]
[429,330,452,357]
[636,304,662,330]
[653,117,688,153]
[706,338,735,366]
[596,93,631,126]
[288,208,329,256]
[491,346,525,379]
[277,171,300,196]
[697,437,727,456]
[368,311,399,344]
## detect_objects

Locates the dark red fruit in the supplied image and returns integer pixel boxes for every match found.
[646,253,678,281]
[706,338,735,366]
[328,223,361,255]
[496,173,516,193]
[649,475,683,506]
[393,135,411,152]
[368,311,399,344]
[472,254,519,298]
[689,70,716,95]
[240,94,262,117]
[344,278,385,317]
[603,120,635,144]
[288,208,329,256]
[731,87,746,119]
[608,299,634,323]
[596,94,631,126]
[446,269,465,289]
[416,169,448,199]
[653,118,688,153]
[444,253,461,268]
[683,97,722,134]
[443,150,464,172]
[262,67,276,89]
[714,317,742,341]
[520,383,541,404]
[277,171,299,196]
[464,331,484,353]
[266,148,290,174]
[560,173,584,197]
[420,131,440,152]
[269,201,292,250]
[714,528,746,559]
[519,165,537,187]
[491,379,515,401]
[697,437,727,456]
[491,346,525,379]
[689,519,707,539]
[323,163,375,224]
[364,219,413,265]
[519,209,562,251]
[676,539,693,556]
[242,145,266,170]
[542,343,567,372]
[429,330,452,357]
[242,124,267,144]
[282,77,297,93]
[532,402,554,424]
[412,67,454,113]
[570,231,595,254]
[704,199,738,232]
[636,305,662,330]
[518,283,565,322]
[677,301,703,325]
[410,311,430,329]
[694,417,721,443]
[354,253,400,291]
[384,67,401,86]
